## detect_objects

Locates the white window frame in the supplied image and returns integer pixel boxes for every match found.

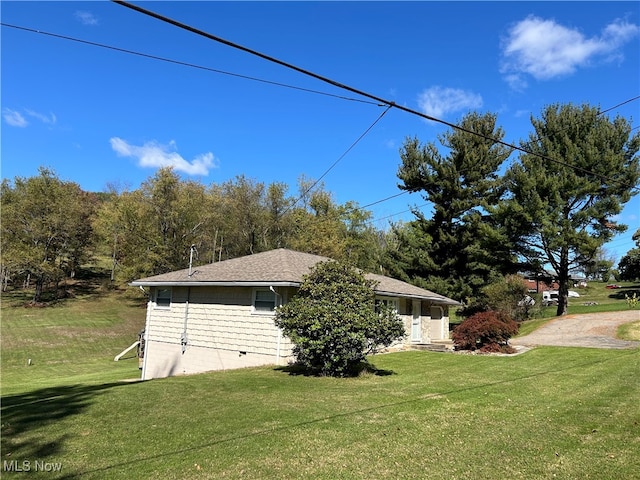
[375,296,399,314]
[154,287,172,309]
[252,288,278,314]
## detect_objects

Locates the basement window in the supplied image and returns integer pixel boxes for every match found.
[154,288,172,308]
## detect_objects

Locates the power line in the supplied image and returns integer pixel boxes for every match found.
[1,22,380,106]
[597,96,640,116]
[8,10,636,219]
[373,203,430,224]
[113,1,639,191]
[359,191,408,210]
[282,104,393,216]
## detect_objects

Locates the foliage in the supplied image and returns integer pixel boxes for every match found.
[390,111,516,302]
[498,103,640,316]
[582,247,615,282]
[619,249,640,281]
[89,169,386,284]
[274,260,405,376]
[625,292,639,309]
[618,228,640,281]
[0,168,96,302]
[451,310,518,353]
[2,282,639,479]
[482,274,535,321]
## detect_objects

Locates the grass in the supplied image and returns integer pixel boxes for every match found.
[1,278,639,479]
[1,280,147,395]
[536,281,640,318]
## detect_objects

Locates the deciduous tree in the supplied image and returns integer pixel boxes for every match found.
[1,168,91,302]
[618,228,640,281]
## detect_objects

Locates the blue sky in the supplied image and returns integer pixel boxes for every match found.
[2,1,639,263]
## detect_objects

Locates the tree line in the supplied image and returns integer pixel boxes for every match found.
[2,103,639,315]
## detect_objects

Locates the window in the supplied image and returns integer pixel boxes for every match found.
[375,297,399,313]
[155,288,172,308]
[253,289,276,313]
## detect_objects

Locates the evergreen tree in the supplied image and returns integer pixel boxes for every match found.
[391,112,514,301]
[499,103,640,315]
[274,260,405,377]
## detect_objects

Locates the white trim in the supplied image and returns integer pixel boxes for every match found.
[375,296,399,313]
[411,299,422,343]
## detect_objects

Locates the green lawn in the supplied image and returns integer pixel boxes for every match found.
[536,281,640,318]
[2,284,639,479]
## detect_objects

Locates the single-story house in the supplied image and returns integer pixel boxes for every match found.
[130,248,460,380]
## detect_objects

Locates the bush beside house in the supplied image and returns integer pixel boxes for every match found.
[452,311,518,353]
[274,260,405,377]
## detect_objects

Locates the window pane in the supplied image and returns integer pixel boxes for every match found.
[254,290,276,311]
[156,288,171,307]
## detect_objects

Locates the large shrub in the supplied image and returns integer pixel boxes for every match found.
[452,310,518,353]
[274,260,405,376]
[482,275,535,321]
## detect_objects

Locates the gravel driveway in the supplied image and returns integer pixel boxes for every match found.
[511,310,640,349]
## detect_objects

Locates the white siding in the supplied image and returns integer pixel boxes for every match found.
[141,286,452,379]
[142,286,294,379]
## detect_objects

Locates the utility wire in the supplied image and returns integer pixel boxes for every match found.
[359,191,408,210]
[113,0,639,190]
[597,96,640,116]
[281,104,393,216]
[8,11,637,218]
[1,22,380,106]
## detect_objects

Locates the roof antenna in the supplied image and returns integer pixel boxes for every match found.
[188,244,196,277]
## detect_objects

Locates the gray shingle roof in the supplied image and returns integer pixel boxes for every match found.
[131,248,460,305]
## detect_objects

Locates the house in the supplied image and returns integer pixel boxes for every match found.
[130,248,460,380]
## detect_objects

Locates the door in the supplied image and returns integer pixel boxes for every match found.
[430,306,444,340]
[411,300,422,342]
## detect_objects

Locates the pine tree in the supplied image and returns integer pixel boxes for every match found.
[500,103,640,315]
[391,112,514,301]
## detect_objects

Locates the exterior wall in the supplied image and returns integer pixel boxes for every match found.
[142,286,295,380]
[390,299,451,347]
[141,286,453,379]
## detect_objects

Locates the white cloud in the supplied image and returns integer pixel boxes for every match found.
[3,108,58,127]
[501,16,639,87]
[25,109,57,125]
[3,108,28,127]
[75,11,98,26]
[110,137,218,176]
[417,86,483,119]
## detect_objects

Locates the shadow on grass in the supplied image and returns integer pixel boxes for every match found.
[608,288,640,300]
[0,381,136,461]
[274,361,395,377]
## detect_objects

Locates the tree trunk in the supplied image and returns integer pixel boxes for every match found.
[33,276,44,303]
[555,248,569,316]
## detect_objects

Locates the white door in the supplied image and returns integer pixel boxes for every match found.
[411,300,422,342]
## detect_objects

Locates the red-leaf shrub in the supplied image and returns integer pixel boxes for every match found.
[452,310,518,353]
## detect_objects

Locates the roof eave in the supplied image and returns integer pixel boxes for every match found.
[130,280,301,288]
[130,281,460,305]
